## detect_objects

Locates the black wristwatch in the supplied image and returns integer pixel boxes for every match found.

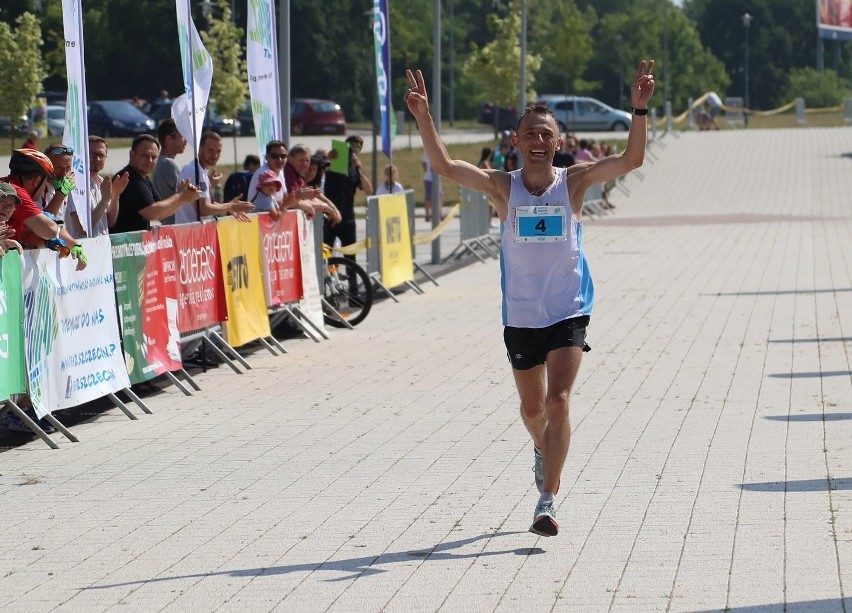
[631,107,649,116]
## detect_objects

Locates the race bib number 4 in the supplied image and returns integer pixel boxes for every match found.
[515,205,567,243]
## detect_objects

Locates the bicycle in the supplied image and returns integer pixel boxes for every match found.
[321,244,373,327]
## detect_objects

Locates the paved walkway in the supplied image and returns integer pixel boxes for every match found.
[2,127,851,612]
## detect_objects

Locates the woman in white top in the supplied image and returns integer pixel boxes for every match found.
[375,164,405,195]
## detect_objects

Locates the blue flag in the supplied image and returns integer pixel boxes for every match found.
[373,0,396,159]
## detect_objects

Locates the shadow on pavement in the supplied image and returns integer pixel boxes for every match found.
[740,478,852,492]
[765,413,852,422]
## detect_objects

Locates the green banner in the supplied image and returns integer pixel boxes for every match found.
[110,233,150,385]
[0,251,26,400]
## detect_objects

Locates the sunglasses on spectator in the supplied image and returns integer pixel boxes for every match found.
[47,145,74,156]
[268,153,288,160]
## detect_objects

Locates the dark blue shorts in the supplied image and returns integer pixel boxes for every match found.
[504,316,591,371]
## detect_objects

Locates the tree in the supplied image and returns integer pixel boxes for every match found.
[782,68,851,108]
[0,12,47,146]
[463,0,542,130]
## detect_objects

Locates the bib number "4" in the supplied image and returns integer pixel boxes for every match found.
[515,205,567,243]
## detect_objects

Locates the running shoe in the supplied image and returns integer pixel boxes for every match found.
[530,497,559,537]
[533,447,544,493]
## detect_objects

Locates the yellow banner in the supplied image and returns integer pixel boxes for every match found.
[377,194,413,287]
[217,216,271,346]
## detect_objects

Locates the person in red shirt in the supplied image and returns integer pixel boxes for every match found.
[1,149,86,270]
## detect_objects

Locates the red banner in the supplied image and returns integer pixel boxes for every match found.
[140,230,182,375]
[159,223,228,333]
[257,211,302,306]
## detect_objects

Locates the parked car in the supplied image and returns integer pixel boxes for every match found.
[146,101,241,136]
[535,95,631,132]
[28,105,66,137]
[236,100,254,136]
[88,100,156,137]
[290,98,346,135]
[477,102,518,131]
[0,114,28,137]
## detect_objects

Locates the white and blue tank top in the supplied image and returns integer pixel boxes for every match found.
[500,167,594,328]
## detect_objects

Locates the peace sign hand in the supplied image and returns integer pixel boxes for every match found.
[631,59,655,110]
[404,69,430,118]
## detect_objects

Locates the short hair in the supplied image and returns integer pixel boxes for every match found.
[156,118,178,144]
[345,135,363,147]
[515,103,558,132]
[265,139,287,154]
[199,131,222,147]
[243,154,260,169]
[288,144,310,158]
[89,135,107,149]
[132,134,160,151]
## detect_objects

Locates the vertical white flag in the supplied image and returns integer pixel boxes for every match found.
[246,0,282,154]
[61,0,91,234]
[173,0,213,154]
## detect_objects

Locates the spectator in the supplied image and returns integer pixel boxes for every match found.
[174,131,254,224]
[283,144,341,223]
[109,134,201,234]
[247,140,318,216]
[553,134,575,168]
[574,139,593,162]
[251,170,283,216]
[375,164,404,195]
[706,91,722,129]
[0,182,23,256]
[305,154,329,189]
[223,154,260,202]
[41,143,75,219]
[151,119,187,224]
[66,136,129,238]
[154,89,171,105]
[422,149,435,220]
[324,134,372,249]
[22,130,38,151]
[477,147,494,170]
[1,149,87,268]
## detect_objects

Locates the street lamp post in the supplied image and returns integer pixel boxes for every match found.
[741,12,753,127]
[615,34,624,110]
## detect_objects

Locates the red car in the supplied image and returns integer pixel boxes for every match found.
[290,98,346,135]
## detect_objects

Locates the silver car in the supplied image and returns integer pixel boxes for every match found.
[535,95,632,132]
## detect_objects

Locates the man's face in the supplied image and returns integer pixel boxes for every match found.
[89,142,108,173]
[266,146,288,171]
[48,153,73,179]
[288,151,311,177]
[565,137,577,153]
[0,196,16,222]
[129,141,160,176]
[169,131,188,155]
[200,139,222,168]
[513,113,560,166]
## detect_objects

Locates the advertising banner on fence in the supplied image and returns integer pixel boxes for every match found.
[217,216,271,346]
[298,213,325,333]
[377,194,413,288]
[258,211,302,306]
[22,237,130,418]
[159,223,227,334]
[0,251,26,401]
[246,0,281,155]
[110,232,182,384]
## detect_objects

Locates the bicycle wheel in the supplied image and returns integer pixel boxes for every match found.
[323,256,373,327]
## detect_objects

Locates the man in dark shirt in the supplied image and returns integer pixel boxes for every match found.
[552,133,576,168]
[110,134,199,234]
[323,135,372,249]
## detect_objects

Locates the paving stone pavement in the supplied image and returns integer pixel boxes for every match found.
[2,127,851,612]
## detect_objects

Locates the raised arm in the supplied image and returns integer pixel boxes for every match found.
[405,69,508,203]
[569,59,655,193]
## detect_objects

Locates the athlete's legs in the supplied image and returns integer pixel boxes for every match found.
[513,346,583,494]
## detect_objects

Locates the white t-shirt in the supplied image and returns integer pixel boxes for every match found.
[67,173,108,237]
[175,160,210,225]
[376,181,404,196]
[422,151,433,182]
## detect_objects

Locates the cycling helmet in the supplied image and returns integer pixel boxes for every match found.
[9,148,54,178]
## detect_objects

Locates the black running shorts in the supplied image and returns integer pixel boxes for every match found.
[504,316,591,371]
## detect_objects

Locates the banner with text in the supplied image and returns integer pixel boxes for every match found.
[217,216,271,346]
[298,214,325,333]
[246,0,281,154]
[22,237,130,418]
[377,194,413,287]
[110,232,182,384]
[159,223,227,333]
[61,0,92,234]
[258,211,302,306]
[0,251,26,401]
[173,0,213,153]
[373,0,396,159]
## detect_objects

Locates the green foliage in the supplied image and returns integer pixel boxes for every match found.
[782,68,851,108]
[462,0,542,109]
[201,0,248,119]
[0,13,47,124]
